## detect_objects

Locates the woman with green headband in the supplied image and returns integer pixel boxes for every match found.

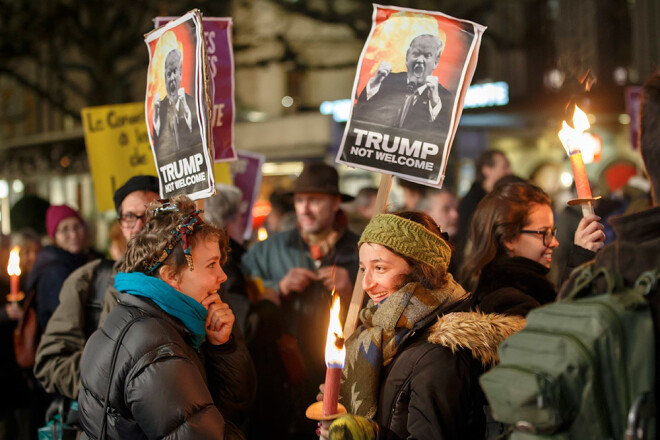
[78,196,254,440]
[320,211,524,440]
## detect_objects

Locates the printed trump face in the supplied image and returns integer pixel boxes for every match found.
[165,50,182,100]
[405,35,442,87]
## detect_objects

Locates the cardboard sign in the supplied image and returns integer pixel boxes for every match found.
[145,9,215,200]
[336,4,486,187]
[155,16,236,163]
[82,103,158,212]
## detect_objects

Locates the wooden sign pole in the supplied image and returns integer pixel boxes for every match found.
[343,173,393,338]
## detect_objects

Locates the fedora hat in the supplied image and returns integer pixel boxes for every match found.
[289,162,354,202]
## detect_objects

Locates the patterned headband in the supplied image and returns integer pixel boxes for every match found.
[144,209,204,274]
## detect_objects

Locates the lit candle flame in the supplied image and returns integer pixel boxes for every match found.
[257,227,268,241]
[558,105,591,156]
[325,291,345,368]
[7,246,21,277]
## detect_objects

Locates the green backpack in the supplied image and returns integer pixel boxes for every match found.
[479,265,657,440]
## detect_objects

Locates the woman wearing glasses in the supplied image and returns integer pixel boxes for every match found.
[459,181,604,317]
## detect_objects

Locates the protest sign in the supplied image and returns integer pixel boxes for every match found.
[145,9,216,200]
[155,16,236,163]
[230,151,266,240]
[336,4,486,187]
[82,103,158,212]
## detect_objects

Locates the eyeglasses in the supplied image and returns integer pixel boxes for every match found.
[520,227,557,247]
[119,213,146,228]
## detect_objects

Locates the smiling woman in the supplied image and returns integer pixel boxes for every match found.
[321,211,524,440]
[77,195,255,440]
[459,181,605,318]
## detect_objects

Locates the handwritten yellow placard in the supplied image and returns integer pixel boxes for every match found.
[82,103,158,211]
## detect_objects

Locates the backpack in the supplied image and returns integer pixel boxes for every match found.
[479,265,657,440]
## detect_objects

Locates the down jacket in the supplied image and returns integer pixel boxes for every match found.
[372,307,525,439]
[78,293,256,440]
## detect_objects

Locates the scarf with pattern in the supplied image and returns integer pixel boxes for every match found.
[339,277,467,418]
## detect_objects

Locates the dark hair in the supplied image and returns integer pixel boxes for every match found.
[459,182,551,292]
[476,150,506,183]
[121,195,228,277]
[354,187,378,208]
[385,211,450,290]
[640,70,660,202]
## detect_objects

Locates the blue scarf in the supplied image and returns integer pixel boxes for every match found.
[114,272,207,349]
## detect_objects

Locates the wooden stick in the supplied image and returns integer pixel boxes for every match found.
[344,174,393,338]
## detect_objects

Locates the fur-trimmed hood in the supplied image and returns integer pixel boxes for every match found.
[427,311,526,368]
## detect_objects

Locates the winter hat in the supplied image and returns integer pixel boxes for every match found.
[287,162,354,202]
[113,175,160,213]
[359,213,451,271]
[46,205,84,239]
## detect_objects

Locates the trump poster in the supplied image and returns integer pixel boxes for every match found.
[145,9,216,200]
[336,4,486,187]
[155,16,236,163]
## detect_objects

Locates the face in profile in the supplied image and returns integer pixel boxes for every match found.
[164,51,182,100]
[405,36,441,86]
[172,238,227,306]
[359,242,411,304]
[505,203,558,268]
[55,217,86,255]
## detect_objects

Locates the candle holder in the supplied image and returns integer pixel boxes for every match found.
[567,196,601,217]
[6,291,25,303]
[306,401,347,421]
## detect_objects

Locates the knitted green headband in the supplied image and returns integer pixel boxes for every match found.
[358,214,451,271]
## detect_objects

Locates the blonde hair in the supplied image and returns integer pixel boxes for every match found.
[120,195,227,276]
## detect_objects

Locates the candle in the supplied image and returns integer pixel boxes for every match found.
[569,151,592,200]
[323,292,346,416]
[558,106,595,216]
[7,246,22,302]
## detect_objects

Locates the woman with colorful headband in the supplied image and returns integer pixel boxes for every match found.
[320,211,523,440]
[78,196,255,440]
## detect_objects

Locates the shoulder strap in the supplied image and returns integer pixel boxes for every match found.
[99,315,146,440]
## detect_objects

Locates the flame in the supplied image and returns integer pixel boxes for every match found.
[7,246,20,276]
[257,227,268,241]
[325,291,346,368]
[558,105,592,156]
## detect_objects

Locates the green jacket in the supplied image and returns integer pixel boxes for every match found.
[33,258,119,399]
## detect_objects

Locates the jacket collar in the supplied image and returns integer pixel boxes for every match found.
[117,292,192,338]
[428,311,525,368]
[610,205,660,243]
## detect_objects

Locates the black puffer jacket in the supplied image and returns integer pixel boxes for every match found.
[374,307,524,439]
[78,293,255,440]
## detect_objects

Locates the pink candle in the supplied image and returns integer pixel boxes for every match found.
[323,367,342,416]
[569,151,592,199]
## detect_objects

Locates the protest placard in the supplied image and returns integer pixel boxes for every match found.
[230,151,266,240]
[145,9,216,200]
[155,16,236,163]
[336,4,486,187]
[82,103,158,212]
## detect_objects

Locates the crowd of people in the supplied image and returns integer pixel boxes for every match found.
[0,71,658,439]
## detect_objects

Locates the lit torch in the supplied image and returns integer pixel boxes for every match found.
[306,291,347,421]
[7,246,24,303]
[558,105,600,216]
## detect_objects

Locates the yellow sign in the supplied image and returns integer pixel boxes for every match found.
[82,102,234,211]
[82,103,158,212]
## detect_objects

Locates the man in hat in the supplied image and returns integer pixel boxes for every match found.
[34,175,159,401]
[242,162,359,438]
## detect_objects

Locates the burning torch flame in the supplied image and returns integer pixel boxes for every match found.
[7,246,20,277]
[558,105,591,155]
[325,291,346,368]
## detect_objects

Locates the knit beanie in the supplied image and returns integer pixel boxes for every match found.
[113,175,160,213]
[358,214,451,271]
[46,205,84,239]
